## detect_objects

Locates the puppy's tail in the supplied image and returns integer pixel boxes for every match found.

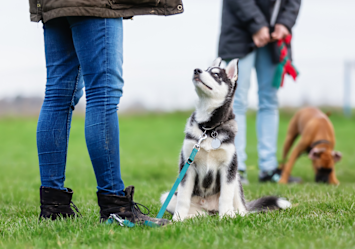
[247,196,291,213]
[160,192,177,215]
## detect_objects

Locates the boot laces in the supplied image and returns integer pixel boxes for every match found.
[106,200,150,223]
[131,201,150,216]
[70,201,82,217]
[130,201,150,223]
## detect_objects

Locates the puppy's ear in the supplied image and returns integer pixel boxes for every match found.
[308,147,325,160]
[211,57,222,67]
[332,151,342,163]
[225,59,239,84]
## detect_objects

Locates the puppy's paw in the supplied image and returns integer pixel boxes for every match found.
[219,210,236,219]
[329,179,340,185]
[278,177,288,184]
[236,210,247,217]
[172,213,185,222]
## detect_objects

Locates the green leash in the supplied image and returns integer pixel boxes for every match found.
[156,132,207,219]
[108,132,207,228]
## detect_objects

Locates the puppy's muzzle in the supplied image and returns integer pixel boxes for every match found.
[194,68,203,75]
[193,68,202,82]
[315,167,332,183]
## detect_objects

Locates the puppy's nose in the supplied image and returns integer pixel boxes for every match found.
[194,68,203,75]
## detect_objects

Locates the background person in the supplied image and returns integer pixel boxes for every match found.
[29,0,183,224]
[218,0,301,184]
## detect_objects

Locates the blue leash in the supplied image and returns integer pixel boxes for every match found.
[107,132,207,227]
[156,132,207,219]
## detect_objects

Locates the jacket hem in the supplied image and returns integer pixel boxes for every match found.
[30,6,183,23]
[218,51,251,61]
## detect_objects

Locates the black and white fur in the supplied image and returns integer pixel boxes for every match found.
[160,58,291,221]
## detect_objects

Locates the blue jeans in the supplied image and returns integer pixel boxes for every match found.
[233,45,278,173]
[37,17,125,196]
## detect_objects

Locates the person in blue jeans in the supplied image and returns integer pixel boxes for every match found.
[218,0,302,184]
[29,0,183,224]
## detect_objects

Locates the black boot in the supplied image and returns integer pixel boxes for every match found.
[259,168,302,183]
[39,187,81,220]
[97,186,170,226]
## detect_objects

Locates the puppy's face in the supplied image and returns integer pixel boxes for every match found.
[314,151,334,183]
[192,58,238,102]
[309,148,342,183]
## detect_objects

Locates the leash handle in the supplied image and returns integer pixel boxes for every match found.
[156,134,207,219]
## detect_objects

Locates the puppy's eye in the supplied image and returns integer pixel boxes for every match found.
[213,73,219,78]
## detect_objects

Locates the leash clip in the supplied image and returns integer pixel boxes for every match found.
[194,132,207,150]
[109,214,125,227]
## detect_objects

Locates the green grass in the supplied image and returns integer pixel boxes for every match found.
[0,111,355,248]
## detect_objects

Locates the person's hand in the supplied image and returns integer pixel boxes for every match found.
[271,24,290,41]
[252,26,270,48]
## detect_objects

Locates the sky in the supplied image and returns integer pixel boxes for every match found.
[1,0,355,111]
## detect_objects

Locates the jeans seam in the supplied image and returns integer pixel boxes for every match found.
[104,19,114,193]
[63,65,81,185]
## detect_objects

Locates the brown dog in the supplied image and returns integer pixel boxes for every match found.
[279,107,342,185]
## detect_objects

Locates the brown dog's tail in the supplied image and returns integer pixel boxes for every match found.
[247,196,291,212]
[325,111,332,117]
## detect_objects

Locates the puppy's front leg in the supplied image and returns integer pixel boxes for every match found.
[173,167,196,222]
[279,142,306,184]
[328,170,339,185]
[281,115,300,169]
[233,174,248,216]
[219,162,238,218]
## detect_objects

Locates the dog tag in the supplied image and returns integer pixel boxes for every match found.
[211,138,221,149]
[211,131,221,149]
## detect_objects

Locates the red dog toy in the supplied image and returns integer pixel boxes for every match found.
[272,35,299,89]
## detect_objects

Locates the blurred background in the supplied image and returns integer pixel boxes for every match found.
[1,0,355,115]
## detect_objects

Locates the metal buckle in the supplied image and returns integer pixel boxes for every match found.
[109,214,125,227]
[194,132,207,150]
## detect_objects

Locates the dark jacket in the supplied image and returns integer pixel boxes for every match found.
[29,0,183,23]
[218,0,301,61]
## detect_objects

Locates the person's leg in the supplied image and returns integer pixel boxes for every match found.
[231,52,256,177]
[255,45,279,176]
[68,17,170,225]
[37,17,84,190]
[68,17,125,196]
[37,17,84,220]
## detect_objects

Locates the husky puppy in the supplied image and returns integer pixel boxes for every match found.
[160,58,291,221]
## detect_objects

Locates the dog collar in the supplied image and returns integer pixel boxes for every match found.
[199,122,226,150]
[306,140,332,153]
[201,121,225,131]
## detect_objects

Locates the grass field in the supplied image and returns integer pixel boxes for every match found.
[0,110,355,248]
